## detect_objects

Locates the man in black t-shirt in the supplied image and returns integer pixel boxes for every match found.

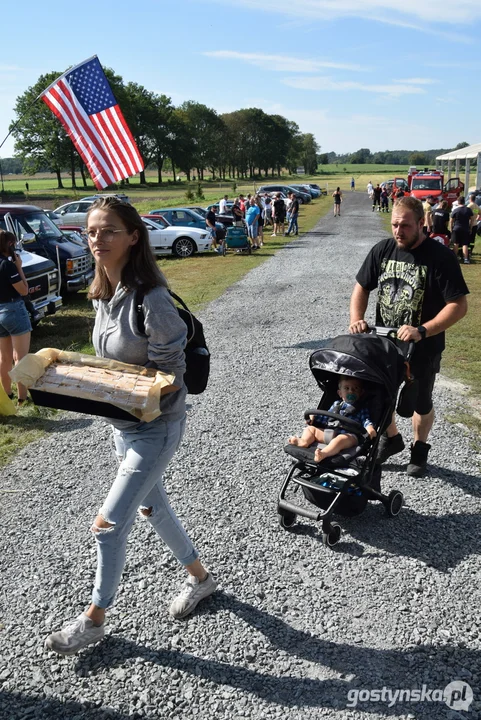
[450,196,473,264]
[349,196,469,477]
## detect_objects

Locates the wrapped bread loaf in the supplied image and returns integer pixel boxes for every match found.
[9,348,175,422]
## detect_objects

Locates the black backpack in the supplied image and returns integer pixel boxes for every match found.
[135,288,210,395]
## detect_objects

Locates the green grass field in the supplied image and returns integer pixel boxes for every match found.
[1,165,409,205]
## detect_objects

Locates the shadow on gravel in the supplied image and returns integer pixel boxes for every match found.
[382,461,481,498]
[275,337,335,350]
[0,691,135,720]
[69,594,479,716]
[344,505,481,571]
[43,417,94,434]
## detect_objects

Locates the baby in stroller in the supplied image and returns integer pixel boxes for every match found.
[288,377,377,462]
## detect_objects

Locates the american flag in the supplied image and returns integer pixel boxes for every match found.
[40,56,144,189]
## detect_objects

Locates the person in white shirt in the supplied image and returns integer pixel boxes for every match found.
[367,181,373,199]
[218,195,228,215]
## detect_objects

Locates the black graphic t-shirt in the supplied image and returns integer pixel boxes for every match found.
[356,237,469,357]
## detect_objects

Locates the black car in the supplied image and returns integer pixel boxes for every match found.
[256,184,311,204]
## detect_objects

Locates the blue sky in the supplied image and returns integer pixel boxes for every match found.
[1,0,480,159]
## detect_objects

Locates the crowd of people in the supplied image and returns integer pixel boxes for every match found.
[365,180,481,265]
[207,190,301,253]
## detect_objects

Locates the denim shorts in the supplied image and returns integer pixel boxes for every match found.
[0,300,32,338]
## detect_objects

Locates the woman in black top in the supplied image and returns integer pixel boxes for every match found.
[0,230,31,404]
[332,187,342,216]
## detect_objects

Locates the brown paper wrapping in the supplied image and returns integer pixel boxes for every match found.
[9,348,175,423]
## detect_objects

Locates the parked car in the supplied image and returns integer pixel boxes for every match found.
[289,184,317,200]
[203,203,236,229]
[53,200,95,226]
[140,215,212,257]
[58,224,88,244]
[299,184,320,198]
[148,207,225,237]
[256,184,311,204]
[80,193,130,204]
[44,210,63,226]
[59,228,89,249]
[2,205,94,293]
[0,205,62,323]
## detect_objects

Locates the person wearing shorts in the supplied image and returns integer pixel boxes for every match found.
[349,196,469,477]
[0,230,32,405]
[450,196,473,264]
[245,199,260,249]
[272,193,286,236]
[332,187,342,216]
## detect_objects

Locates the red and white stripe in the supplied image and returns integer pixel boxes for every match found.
[42,78,143,190]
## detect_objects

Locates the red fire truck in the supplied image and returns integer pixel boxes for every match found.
[407,167,464,205]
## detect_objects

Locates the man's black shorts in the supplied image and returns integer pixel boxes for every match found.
[452,228,470,246]
[409,353,441,415]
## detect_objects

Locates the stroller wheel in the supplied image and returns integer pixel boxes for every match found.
[279,512,296,530]
[385,490,404,517]
[322,522,342,547]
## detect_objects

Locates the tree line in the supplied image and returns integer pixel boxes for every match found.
[8,67,320,189]
[324,142,471,166]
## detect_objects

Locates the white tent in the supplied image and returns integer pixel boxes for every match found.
[436,143,481,193]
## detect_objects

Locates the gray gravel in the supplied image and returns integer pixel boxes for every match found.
[1,193,480,720]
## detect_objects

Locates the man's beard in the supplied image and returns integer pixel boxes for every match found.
[397,229,422,250]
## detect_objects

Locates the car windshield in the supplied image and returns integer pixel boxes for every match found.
[411,178,442,190]
[146,217,168,229]
[12,212,64,240]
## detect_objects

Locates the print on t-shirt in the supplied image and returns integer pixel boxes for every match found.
[377,258,427,328]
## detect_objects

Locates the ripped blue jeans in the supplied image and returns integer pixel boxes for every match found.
[91,415,198,608]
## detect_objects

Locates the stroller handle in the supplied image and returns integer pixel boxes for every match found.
[367,326,415,362]
[304,409,369,439]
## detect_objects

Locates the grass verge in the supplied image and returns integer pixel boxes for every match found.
[0,194,331,467]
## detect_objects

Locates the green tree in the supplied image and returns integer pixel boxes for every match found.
[301,133,320,174]
[350,148,372,164]
[409,151,430,166]
[177,101,225,180]
[10,71,73,189]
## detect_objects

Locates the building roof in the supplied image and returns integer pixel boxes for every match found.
[436,143,481,161]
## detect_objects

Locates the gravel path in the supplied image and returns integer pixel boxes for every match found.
[1,193,480,720]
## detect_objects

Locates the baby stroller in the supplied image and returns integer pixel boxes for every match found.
[277,329,412,547]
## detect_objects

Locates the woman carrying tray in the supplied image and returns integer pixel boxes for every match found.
[45,198,216,655]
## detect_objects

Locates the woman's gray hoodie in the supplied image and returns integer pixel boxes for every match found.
[92,284,187,428]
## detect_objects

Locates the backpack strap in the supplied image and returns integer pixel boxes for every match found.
[135,287,145,335]
[168,290,195,343]
[135,287,195,343]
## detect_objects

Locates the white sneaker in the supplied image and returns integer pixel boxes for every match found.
[45,613,105,655]
[271,233,276,237]
[169,573,217,619]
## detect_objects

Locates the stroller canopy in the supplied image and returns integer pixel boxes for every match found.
[309,334,407,400]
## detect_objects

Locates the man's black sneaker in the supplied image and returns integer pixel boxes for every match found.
[407,441,431,477]
[376,433,405,464]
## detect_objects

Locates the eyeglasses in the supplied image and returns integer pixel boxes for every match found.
[87,228,126,243]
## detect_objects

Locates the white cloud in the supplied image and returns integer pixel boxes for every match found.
[205,0,476,41]
[397,78,437,85]
[203,51,366,73]
[282,76,426,96]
